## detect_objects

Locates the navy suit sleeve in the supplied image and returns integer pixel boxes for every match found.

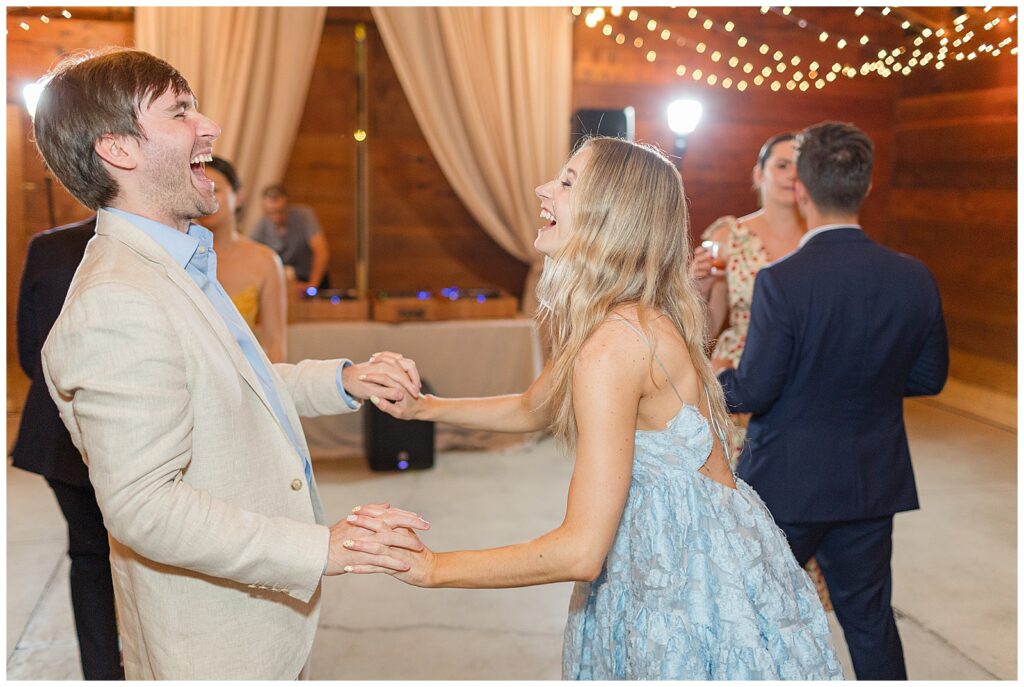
[905,277,949,397]
[16,237,41,376]
[718,268,794,414]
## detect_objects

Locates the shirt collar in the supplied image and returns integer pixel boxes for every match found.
[103,207,211,268]
[799,223,862,249]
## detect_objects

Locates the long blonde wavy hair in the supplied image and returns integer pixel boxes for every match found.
[535,137,734,453]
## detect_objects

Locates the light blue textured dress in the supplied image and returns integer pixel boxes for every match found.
[562,323,844,680]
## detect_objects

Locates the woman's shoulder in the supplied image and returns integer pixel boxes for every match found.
[701,215,740,241]
[238,236,284,265]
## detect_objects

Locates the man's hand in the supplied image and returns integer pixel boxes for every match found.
[325,503,430,576]
[712,356,734,375]
[342,351,422,403]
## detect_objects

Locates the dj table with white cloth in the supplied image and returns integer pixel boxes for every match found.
[286,319,544,458]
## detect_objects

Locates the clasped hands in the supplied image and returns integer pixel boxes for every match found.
[325,352,434,584]
[325,503,433,581]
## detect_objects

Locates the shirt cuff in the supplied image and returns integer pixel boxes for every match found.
[336,360,363,410]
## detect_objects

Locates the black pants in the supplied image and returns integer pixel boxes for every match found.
[46,479,124,680]
[778,515,906,680]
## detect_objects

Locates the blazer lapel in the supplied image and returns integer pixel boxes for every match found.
[95,211,283,432]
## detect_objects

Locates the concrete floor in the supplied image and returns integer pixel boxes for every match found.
[6,390,1016,680]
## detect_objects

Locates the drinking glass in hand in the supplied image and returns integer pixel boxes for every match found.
[701,240,726,275]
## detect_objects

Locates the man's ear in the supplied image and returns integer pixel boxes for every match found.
[793,178,807,205]
[94,134,139,171]
[864,181,873,200]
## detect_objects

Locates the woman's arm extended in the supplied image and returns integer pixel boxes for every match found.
[374,360,556,434]
[355,325,644,587]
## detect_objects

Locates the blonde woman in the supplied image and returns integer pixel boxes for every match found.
[360,138,842,680]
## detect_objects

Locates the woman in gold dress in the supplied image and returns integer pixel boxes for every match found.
[204,157,288,363]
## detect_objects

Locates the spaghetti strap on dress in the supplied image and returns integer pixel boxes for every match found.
[561,316,843,680]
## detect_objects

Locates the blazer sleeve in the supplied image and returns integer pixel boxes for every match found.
[718,268,795,415]
[16,237,42,376]
[904,277,949,397]
[42,281,329,603]
[273,359,359,417]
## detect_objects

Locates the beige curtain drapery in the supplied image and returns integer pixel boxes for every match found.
[372,7,573,314]
[135,7,326,234]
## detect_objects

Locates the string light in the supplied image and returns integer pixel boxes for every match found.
[579,4,1016,94]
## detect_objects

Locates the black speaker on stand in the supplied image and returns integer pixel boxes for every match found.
[363,379,435,471]
[571,107,635,151]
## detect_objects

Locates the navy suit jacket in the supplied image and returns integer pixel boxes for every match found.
[718,227,948,523]
[11,217,96,486]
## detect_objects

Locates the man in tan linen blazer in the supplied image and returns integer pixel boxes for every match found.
[33,48,429,679]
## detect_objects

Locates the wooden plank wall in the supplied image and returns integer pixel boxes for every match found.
[281,8,529,295]
[6,7,1017,394]
[573,6,1017,393]
[572,6,902,243]
[888,55,1017,393]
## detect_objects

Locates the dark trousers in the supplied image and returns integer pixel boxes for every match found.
[778,515,907,681]
[46,479,124,680]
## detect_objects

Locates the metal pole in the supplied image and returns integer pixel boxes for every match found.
[354,23,370,298]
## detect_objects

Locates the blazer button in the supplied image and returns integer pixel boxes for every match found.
[291,479,303,491]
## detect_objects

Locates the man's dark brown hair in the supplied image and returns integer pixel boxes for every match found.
[795,121,874,215]
[33,47,192,210]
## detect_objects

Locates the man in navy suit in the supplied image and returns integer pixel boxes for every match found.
[715,121,948,680]
[11,216,124,680]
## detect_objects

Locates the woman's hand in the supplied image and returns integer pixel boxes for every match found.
[390,543,438,588]
[371,390,433,421]
[689,246,722,299]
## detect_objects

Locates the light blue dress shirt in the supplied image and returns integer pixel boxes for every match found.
[105,207,358,486]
